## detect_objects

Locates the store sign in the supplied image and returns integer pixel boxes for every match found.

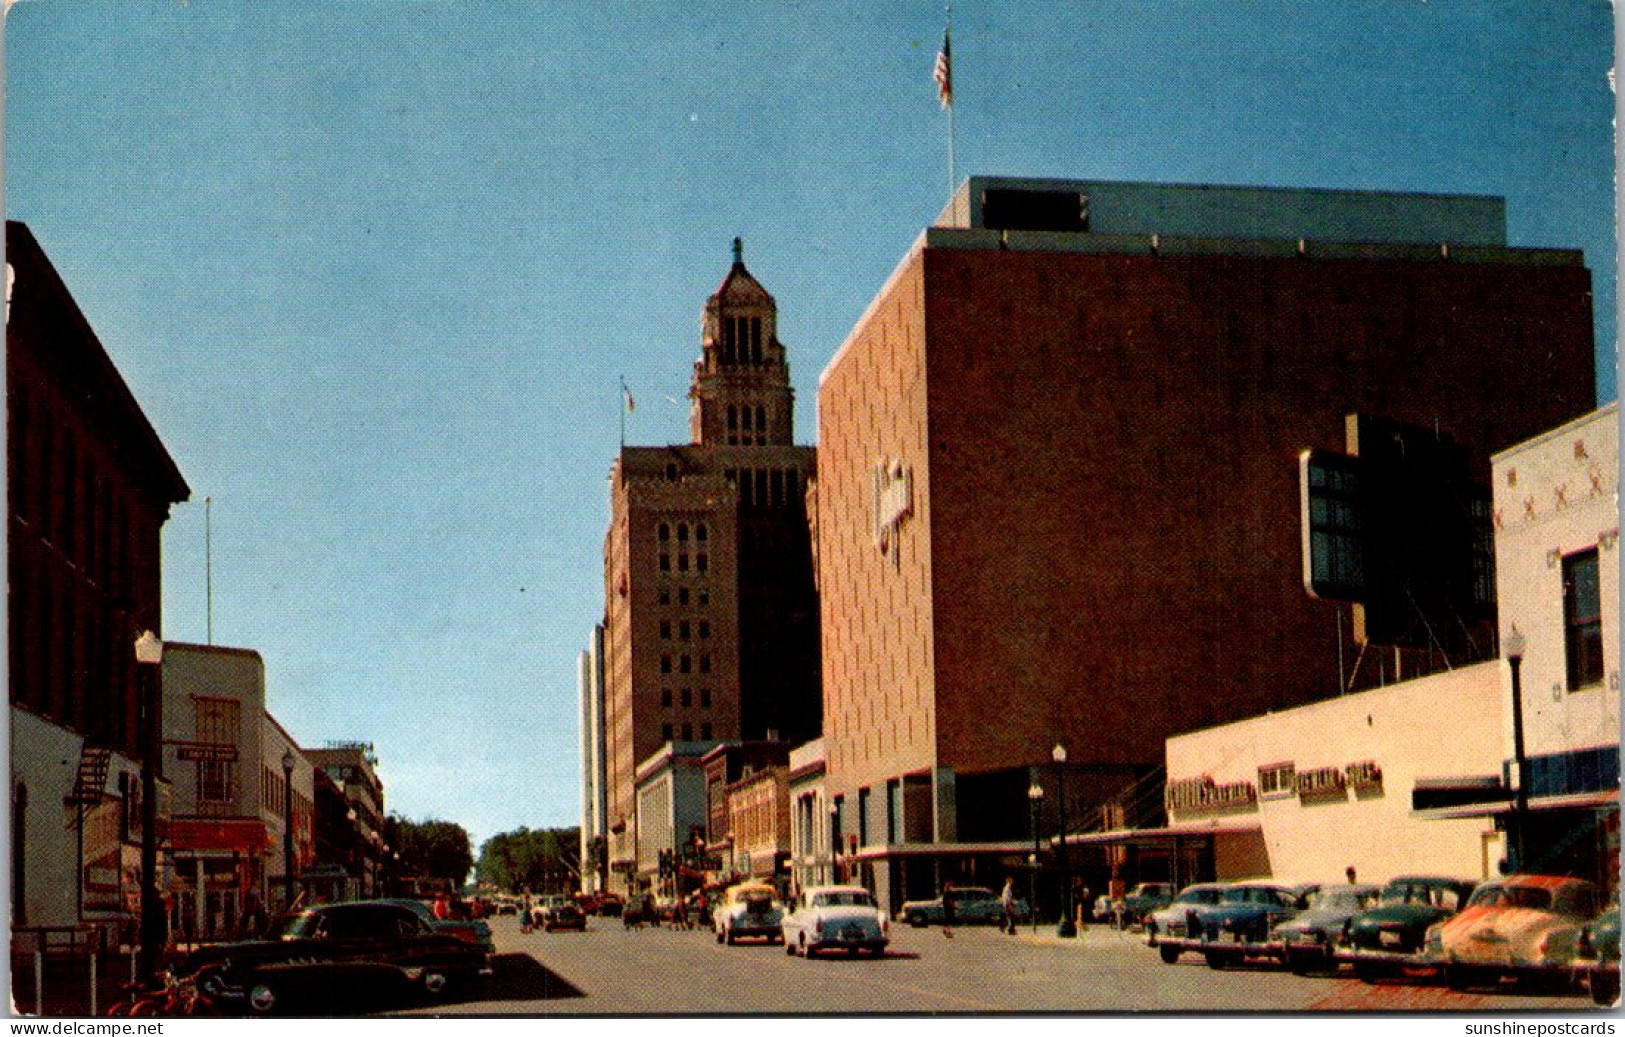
[1165,775,1258,814]
[873,459,913,565]
[1345,760,1383,790]
[174,741,239,763]
[1295,766,1346,797]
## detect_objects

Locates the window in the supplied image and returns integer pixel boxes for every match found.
[700,655,711,674]
[658,523,670,542]
[679,621,690,640]
[696,554,708,573]
[660,620,671,640]
[696,524,708,543]
[193,697,240,804]
[682,723,693,741]
[681,688,692,707]
[698,620,710,639]
[662,723,674,741]
[661,655,672,674]
[857,788,871,846]
[678,524,689,543]
[678,554,689,572]
[678,588,689,606]
[698,589,709,607]
[700,688,712,708]
[1564,549,1604,689]
[658,588,670,605]
[701,723,713,740]
[680,655,692,674]
[661,688,672,707]
[659,553,670,572]
[1258,762,1296,799]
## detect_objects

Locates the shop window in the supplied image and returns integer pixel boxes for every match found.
[1258,762,1296,799]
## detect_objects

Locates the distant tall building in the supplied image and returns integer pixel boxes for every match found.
[815,177,1597,913]
[601,242,820,893]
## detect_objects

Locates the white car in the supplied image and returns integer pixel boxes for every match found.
[782,885,890,958]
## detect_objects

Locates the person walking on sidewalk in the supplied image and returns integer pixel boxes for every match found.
[1000,877,1018,934]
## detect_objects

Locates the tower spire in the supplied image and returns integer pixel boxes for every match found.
[732,236,744,266]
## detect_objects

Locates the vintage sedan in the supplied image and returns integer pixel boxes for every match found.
[1112,882,1177,929]
[1335,876,1480,981]
[782,885,890,958]
[174,900,492,1015]
[897,885,1024,927]
[1428,874,1606,991]
[714,882,785,945]
[536,896,587,932]
[1186,882,1318,969]
[1271,883,1381,973]
[368,898,495,954]
[1145,882,1229,961]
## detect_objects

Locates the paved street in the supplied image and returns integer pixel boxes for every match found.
[388,914,1606,1015]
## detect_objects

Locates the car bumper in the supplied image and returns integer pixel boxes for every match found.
[1159,935,1280,961]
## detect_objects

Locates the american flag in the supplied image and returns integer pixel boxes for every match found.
[934,29,952,109]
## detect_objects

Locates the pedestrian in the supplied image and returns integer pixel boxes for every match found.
[672,895,689,930]
[1074,878,1090,931]
[1345,865,1358,884]
[942,885,956,938]
[432,892,451,920]
[1000,877,1018,934]
[520,895,533,934]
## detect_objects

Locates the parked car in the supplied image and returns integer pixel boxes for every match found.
[1186,882,1318,969]
[713,882,786,945]
[1270,883,1381,973]
[172,900,492,1015]
[1427,874,1606,991]
[897,885,1026,927]
[1335,876,1480,981]
[1145,882,1229,961]
[1113,882,1177,929]
[1575,907,1620,1006]
[782,885,890,958]
[367,898,495,954]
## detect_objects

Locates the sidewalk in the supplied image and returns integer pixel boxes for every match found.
[10,952,143,1018]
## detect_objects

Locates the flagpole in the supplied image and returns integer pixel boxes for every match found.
[947,6,955,199]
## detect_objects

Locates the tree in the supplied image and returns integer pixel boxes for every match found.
[475,827,581,893]
[392,816,475,890]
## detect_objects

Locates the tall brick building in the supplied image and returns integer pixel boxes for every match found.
[602,242,820,892]
[815,177,1597,913]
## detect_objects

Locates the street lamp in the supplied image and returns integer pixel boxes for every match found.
[281,749,296,909]
[133,631,164,988]
[1053,744,1076,938]
[1505,627,1529,874]
[1027,782,1044,934]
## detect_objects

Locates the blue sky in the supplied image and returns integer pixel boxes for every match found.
[7,1,1616,851]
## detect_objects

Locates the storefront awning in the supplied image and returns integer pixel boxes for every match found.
[1063,821,1262,846]
[167,818,269,854]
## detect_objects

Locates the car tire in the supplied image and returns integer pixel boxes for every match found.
[908,913,927,928]
[1354,963,1384,984]
[422,970,452,999]
[725,929,736,946]
[1285,950,1309,976]
[786,937,797,956]
[247,983,279,1016]
[1159,945,1180,965]
[1205,951,1228,970]
[1591,970,1620,1006]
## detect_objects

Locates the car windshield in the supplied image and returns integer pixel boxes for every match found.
[278,912,318,939]
[1381,883,1464,910]
[814,892,874,908]
[1173,887,1223,905]
[1222,887,1286,906]
[1308,889,1377,912]
[1474,885,1552,911]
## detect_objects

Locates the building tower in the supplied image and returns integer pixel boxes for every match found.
[599,242,820,895]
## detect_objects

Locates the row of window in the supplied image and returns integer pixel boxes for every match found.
[660,687,712,708]
[659,619,710,640]
[725,468,800,509]
[726,404,772,446]
[658,552,708,573]
[658,522,708,543]
[660,653,712,675]
[720,315,765,365]
[658,586,709,607]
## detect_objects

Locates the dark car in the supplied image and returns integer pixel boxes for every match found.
[898,886,1027,927]
[1335,876,1479,982]
[173,900,492,1015]
[1270,884,1381,973]
[1112,882,1176,929]
[538,897,587,932]
[1191,882,1318,969]
[1576,908,1620,1006]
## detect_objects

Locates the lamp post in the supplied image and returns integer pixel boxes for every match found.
[1027,781,1044,934]
[133,631,164,987]
[1053,744,1076,938]
[281,749,296,909]
[1505,628,1529,874]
